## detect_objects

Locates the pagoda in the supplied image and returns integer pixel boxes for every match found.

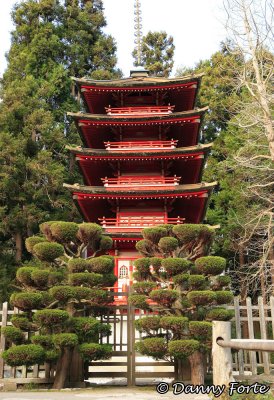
[64,66,216,292]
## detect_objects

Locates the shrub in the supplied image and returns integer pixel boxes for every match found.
[87,256,113,274]
[215,291,233,305]
[1,327,25,344]
[150,289,179,307]
[160,316,188,337]
[31,270,50,287]
[99,236,113,251]
[161,258,191,277]
[79,343,112,361]
[49,286,75,302]
[187,290,216,306]
[135,316,161,333]
[11,315,33,331]
[188,275,206,290]
[50,222,79,243]
[132,281,155,295]
[195,256,226,276]
[68,258,89,273]
[132,271,143,282]
[31,335,53,348]
[68,272,103,287]
[73,287,93,301]
[48,271,64,286]
[45,349,60,362]
[53,333,78,348]
[77,223,103,245]
[189,321,212,339]
[136,239,154,256]
[16,267,35,286]
[168,339,200,359]
[173,224,213,245]
[128,294,148,309]
[39,221,57,240]
[150,257,162,273]
[2,344,45,366]
[25,236,45,253]
[33,242,64,262]
[70,317,101,341]
[135,338,167,359]
[134,258,151,274]
[34,309,69,327]
[86,289,110,306]
[158,237,179,253]
[173,273,190,287]
[100,273,117,287]
[10,292,43,310]
[206,308,234,321]
[216,276,231,288]
[142,227,167,244]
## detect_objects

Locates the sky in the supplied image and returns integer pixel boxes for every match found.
[0,0,227,77]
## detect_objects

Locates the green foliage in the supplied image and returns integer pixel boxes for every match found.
[173,273,190,287]
[160,316,188,337]
[150,289,179,307]
[77,223,103,246]
[87,256,114,274]
[189,321,212,340]
[98,236,113,251]
[16,267,36,286]
[187,290,216,306]
[1,326,25,344]
[135,316,161,334]
[31,335,53,348]
[70,317,101,342]
[150,257,162,272]
[173,225,213,246]
[216,275,231,288]
[49,286,75,303]
[128,294,148,309]
[25,237,45,253]
[68,258,89,273]
[79,343,112,362]
[188,275,206,290]
[11,315,33,331]
[2,344,45,366]
[45,349,60,362]
[87,289,110,306]
[52,333,78,348]
[34,309,69,327]
[158,237,178,253]
[161,258,191,277]
[133,31,175,77]
[33,242,64,262]
[134,258,151,275]
[168,340,200,359]
[31,269,50,287]
[100,273,117,287]
[206,308,234,321]
[10,292,43,310]
[68,272,103,287]
[136,239,154,256]
[135,337,167,359]
[142,227,167,244]
[215,291,234,305]
[50,222,79,243]
[195,256,226,275]
[132,281,155,295]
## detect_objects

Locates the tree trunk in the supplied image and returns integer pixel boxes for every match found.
[53,347,72,389]
[69,347,84,387]
[14,232,23,263]
[188,351,204,385]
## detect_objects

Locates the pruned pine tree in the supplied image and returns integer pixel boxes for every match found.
[133,31,175,77]
[1,222,116,389]
[129,224,233,385]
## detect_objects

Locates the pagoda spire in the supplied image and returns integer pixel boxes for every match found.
[134,0,143,65]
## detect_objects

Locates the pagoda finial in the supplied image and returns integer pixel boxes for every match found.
[134,0,143,65]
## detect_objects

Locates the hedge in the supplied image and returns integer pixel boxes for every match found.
[2,344,45,366]
[135,337,167,359]
[33,242,64,262]
[34,309,69,326]
[79,343,112,361]
[168,339,200,359]
[195,256,226,276]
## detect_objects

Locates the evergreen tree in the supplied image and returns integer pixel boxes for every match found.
[1,222,116,389]
[129,224,233,385]
[0,0,120,272]
[133,31,175,77]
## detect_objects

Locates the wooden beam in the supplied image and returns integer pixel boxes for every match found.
[217,339,274,352]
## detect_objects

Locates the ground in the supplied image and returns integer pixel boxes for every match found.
[0,387,210,400]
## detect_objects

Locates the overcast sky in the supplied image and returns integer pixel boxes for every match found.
[0,0,226,77]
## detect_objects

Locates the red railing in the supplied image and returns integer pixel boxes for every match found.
[105,105,175,116]
[101,175,181,187]
[104,140,178,151]
[98,216,185,231]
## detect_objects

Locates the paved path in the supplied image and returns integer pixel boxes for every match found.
[0,387,210,400]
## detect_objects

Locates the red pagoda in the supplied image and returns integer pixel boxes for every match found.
[65,67,216,292]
